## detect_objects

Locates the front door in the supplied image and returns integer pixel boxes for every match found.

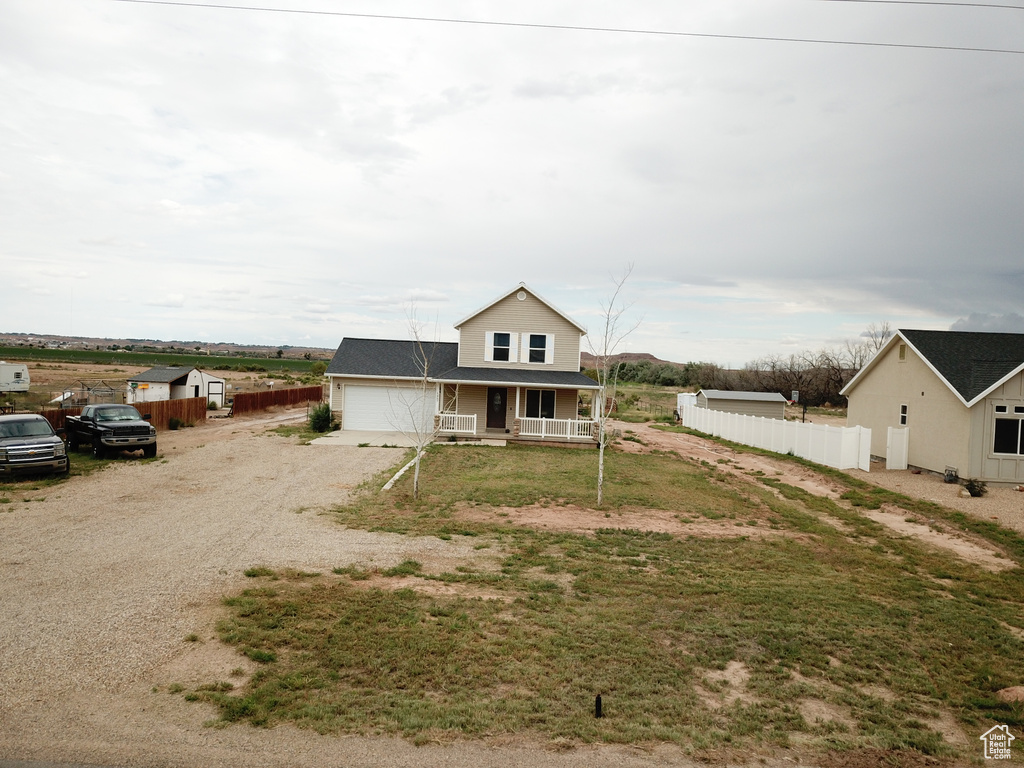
[487,387,507,430]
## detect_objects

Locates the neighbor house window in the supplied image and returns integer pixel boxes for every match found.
[899,404,908,425]
[994,418,1024,455]
[993,402,1024,455]
[525,389,555,419]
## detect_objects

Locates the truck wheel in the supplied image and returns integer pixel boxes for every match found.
[67,434,79,451]
[143,443,157,459]
[91,442,106,460]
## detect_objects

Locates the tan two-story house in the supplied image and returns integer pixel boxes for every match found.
[325,284,601,443]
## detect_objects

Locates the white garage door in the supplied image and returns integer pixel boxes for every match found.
[344,385,435,433]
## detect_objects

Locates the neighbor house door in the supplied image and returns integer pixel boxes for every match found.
[487,387,507,430]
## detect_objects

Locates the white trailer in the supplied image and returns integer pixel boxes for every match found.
[0,362,30,394]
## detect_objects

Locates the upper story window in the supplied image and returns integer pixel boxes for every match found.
[485,332,517,363]
[528,334,547,363]
[898,344,907,361]
[493,333,512,362]
[899,404,908,425]
[483,331,553,364]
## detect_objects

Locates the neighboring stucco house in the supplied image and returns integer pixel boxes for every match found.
[127,367,226,408]
[841,329,1024,483]
[696,389,788,420]
[326,284,601,442]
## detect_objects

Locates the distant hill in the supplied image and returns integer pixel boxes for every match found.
[0,332,333,361]
[579,351,684,369]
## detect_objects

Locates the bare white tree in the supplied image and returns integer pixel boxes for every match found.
[864,321,894,353]
[587,266,640,506]
[383,310,442,500]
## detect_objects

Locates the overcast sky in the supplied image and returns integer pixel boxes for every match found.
[3,0,1022,365]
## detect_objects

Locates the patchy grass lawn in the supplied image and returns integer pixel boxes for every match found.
[191,443,1024,760]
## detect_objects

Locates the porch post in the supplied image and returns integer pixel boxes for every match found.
[515,387,520,418]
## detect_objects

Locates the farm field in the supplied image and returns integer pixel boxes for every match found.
[0,350,323,412]
[0,344,321,370]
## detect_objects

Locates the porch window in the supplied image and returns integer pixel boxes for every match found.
[525,389,555,419]
[994,418,1024,455]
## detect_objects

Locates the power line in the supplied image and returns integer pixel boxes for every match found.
[815,0,1024,10]
[108,0,1024,55]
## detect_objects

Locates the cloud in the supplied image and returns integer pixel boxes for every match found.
[950,313,1024,334]
[147,294,185,309]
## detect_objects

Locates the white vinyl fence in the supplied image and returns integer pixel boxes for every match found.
[681,405,872,472]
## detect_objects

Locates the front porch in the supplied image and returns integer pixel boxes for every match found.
[434,381,597,443]
[436,411,597,443]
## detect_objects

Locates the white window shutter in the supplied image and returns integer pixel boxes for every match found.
[509,333,519,362]
[519,334,527,363]
[484,331,494,362]
[546,334,555,364]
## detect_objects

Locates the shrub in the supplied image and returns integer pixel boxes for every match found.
[308,403,334,433]
[963,478,988,497]
[168,417,183,430]
[207,400,218,410]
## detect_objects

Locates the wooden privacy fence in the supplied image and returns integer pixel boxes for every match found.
[41,407,82,431]
[40,397,208,432]
[681,405,872,472]
[231,385,322,415]
[141,397,209,431]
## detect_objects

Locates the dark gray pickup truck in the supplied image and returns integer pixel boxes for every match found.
[66,404,157,459]
[0,414,70,477]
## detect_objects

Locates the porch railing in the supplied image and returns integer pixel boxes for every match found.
[437,412,477,434]
[519,417,595,441]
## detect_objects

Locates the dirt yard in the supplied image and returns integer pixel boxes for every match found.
[613,420,1022,565]
[1,410,1018,768]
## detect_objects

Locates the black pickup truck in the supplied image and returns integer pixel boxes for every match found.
[66,404,157,459]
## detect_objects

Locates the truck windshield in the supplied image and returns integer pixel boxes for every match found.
[94,407,142,422]
[0,419,55,438]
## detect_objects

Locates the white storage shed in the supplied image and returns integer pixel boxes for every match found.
[127,367,226,408]
[696,389,787,420]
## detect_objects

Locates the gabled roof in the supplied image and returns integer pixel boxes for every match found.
[326,337,600,389]
[453,282,587,334]
[699,389,788,403]
[840,329,1024,407]
[326,338,459,379]
[129,366,195,384]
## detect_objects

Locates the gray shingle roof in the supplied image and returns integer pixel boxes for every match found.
[129,366,194,384]
[699,389,788,402]
[326,337,599,388]
[902,329,1024,402]
[326,338,459,379]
